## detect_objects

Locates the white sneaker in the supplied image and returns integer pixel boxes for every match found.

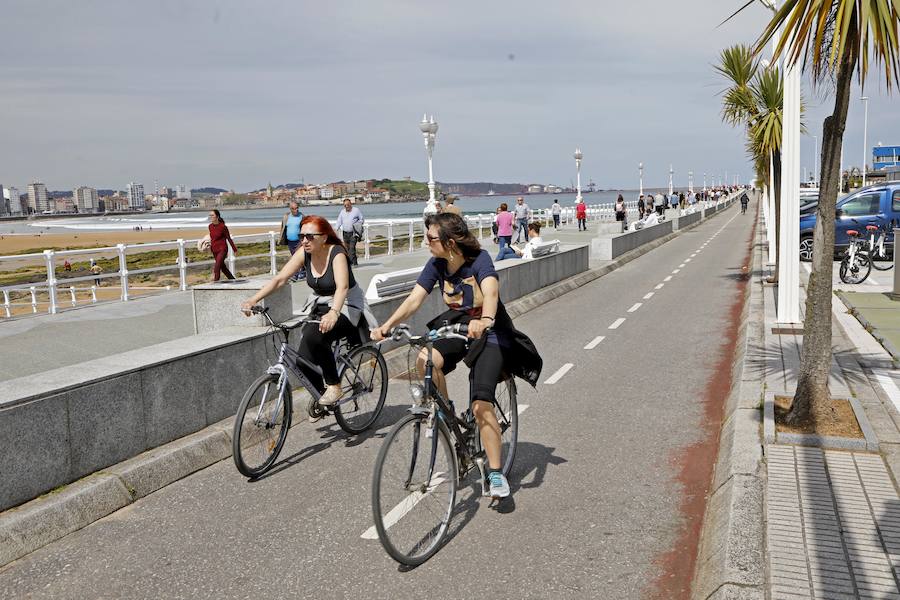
[488,472,510,498]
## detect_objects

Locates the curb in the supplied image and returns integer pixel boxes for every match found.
[692,200,766,600]
[835,291,900,367]
[762,392,879,451]
[0,201,738,568]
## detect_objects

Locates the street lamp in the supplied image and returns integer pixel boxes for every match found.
[639,162,644,196]
[574,148,583,202]
[688,171,694,194]
[861,96,869,187]
[419,114,439,215]
[703,172,707,192]
[668,164,674,195]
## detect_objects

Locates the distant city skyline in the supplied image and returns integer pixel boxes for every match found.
[2,1,898,191]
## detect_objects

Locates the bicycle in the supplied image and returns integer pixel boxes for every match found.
[865,223,895,271]
[232,306,389,478]
[370,323,518,566]
[839,228,872,284]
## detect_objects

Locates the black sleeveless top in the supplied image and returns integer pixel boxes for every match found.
[304,245,356,295]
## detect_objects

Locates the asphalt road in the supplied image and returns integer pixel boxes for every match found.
[0,204,755,599]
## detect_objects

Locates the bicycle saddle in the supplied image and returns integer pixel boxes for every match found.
[846,230,859,236]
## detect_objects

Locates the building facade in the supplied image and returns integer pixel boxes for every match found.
[873,146,900,171]
[74,186,99,213]
[27,182,50,213]
[4,187,22,215]
[126,182,144,210]
[175,185,191,200]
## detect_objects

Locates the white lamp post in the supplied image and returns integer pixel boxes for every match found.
[668,164,674,195]
[688,171,694,194]
[861,96,869,187]
[574,148,583,202]
[419,114,439,216]
[703,172,707,192]
[639,162,644,196]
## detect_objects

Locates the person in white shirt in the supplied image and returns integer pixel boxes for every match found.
[512,196,531,243]
[497,222,542,260]
[550,199,562,228]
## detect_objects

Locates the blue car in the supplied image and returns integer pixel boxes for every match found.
[798,182,900,261]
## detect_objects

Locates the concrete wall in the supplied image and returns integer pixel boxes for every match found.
[674,211,702,230]
[592,221,674,261]
[0,244,589,511]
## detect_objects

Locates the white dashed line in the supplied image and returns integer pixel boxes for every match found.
[544,363,574,384]
[672,269,680,274]
[664,275,673,282]
[690,253,697,258]
[517,404,530,415]
[627,303,642,313]
[655,283,664,290]
[678,263,686,268]
[584,336,605,350]
[608,318,626,329]
[685,258,692,263]
[643,292,654,300]
[361,472,449,539]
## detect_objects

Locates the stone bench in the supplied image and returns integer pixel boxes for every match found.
[192,279,293,334]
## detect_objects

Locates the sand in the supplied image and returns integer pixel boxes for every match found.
[0,228,276,255]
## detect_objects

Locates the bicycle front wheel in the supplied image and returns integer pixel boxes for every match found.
[839,252,871,284]
[371,413,458,566]
[494,375,519,476]
[232,374,292,478]
[335,345,388,435]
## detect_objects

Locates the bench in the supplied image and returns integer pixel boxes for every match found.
[529,240,560,258]
[365,266,422,301]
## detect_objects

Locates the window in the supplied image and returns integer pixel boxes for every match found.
[893,190,900,212]
[840,193,882,216]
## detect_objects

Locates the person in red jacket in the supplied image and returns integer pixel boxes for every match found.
[575,198,587,231]
[208,209,237,280]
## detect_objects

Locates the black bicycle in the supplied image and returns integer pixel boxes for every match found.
[370,323,518,566]
[232,306,388,478]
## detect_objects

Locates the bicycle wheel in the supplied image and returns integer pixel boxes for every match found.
[871,247,895,270]
[839,252,871,284]
[232,374,292,478]
[334,345,388,435]
[494,376,519,476]
[371,413,458,566]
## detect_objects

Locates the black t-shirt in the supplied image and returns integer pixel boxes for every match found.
[305,245,356,296]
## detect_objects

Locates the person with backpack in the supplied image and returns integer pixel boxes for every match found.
[615,194,627,229]
[740,193,749,214]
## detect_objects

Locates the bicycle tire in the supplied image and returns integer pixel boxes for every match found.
[869,250,895,270]
[232,374,293,478]
[839,252,871,284]
[334,345,389,435]
[371,413,458,566]
[495,376,519,476]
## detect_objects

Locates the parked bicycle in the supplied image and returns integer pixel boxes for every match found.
[839,228,872,284]
[865,223,895,272]
[232,306,388,478]
[370,323,518,566]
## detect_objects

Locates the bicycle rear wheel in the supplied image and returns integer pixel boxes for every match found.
[334,345,388,435]
[232,374,292,478]
[371,413,458,566]
[494,376,519,476]
[839,252,871,284]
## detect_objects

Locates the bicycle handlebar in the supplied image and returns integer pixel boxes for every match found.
[247,305,321,330]
[388,322,471,344]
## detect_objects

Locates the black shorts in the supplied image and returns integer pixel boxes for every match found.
[433,338,505,405]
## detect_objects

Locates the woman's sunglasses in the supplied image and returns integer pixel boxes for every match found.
[299,233,324,241]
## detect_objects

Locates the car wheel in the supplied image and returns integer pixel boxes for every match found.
[799,236,813,262]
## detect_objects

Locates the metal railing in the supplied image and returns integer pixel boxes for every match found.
[0,204,642,318]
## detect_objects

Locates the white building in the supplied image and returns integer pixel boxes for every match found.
[74,186,99,213]
[175,185,191,200]
[0,184,6,216]
[4,187,22,215]
[27,182,50,213]
[126,182,145,211]
[318,186,335,199]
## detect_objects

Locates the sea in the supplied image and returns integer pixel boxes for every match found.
[4,189,671,234]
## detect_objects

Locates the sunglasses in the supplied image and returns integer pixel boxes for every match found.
[299,233,324,241]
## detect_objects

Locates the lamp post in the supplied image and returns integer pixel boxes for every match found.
[574,148,583,202]
[668,164,673,195]
[419,114,439,216]
[703,172,707,192]
[813,134,818,185]
[861,96,869,187]
[639,162,644,196]
[688,171,694,194]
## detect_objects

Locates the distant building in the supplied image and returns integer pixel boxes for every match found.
[74,186,99,213]
[873,145,900,171]
[0,184,6,216]
[4,187,23,215]
[105,194,130,212]
[527,184,544,194]
[175,185,191,200]
[296,188,319,204]
[126,182,144,211]
[27,182,50,213]
[318,186,335,200]
[55,197,76,213]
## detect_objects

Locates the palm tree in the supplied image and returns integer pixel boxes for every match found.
[747,1,900,424]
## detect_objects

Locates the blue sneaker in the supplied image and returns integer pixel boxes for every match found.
[488,471,510,498]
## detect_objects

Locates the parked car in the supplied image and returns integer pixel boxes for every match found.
[798,183,900,261]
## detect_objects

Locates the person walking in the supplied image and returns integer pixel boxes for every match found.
[513,197,530,243]
[208,209,237,281]
[335,198,364,266]
[443,196,461,216]
[280,201,306,281]
[655,192,665,216]
[551,198,561,228]
[637,194,645,218]
[576,198,587,231]
[679,192,686,211]
[90,260,102,286]
[494,202,515,259]
[615,194,626,230]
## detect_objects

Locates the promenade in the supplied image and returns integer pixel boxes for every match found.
[0,201,748,598]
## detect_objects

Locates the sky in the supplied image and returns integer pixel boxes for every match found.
[1,0,898,193]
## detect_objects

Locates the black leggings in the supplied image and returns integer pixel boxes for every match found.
[433,338,505,405]
[297,314,358,391]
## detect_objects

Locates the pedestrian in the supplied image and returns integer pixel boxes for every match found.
[443,196,461,216]
[638,194,645,218]
[63,259,71,272]
[279,201,306,282]
[551,198,562,228]
[494,202,515,259]
[679,192,686,210]
[335,198,364,266]
[513,197,530,243]
[740,193,749,214]
[576,198,587,231]
[208,209,237,281]
[496,222,543,260]
[90,260,102,286]
[655,193,665,216]
[241,215,377,412]
[615,194,626,227]
[646,195,654,217]
[670,192,679,210]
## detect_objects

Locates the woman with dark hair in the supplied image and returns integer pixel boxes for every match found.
[241,215,377,408]
[615,194,626,224]
[493,202,514,259]
[371,213,541,499]
[208,209,237,280]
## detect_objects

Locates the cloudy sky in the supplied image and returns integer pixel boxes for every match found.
[2,1,897,192]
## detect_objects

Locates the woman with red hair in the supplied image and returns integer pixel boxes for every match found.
[241,215,377,408]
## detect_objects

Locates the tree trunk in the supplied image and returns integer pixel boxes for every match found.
[785,36,856,425]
